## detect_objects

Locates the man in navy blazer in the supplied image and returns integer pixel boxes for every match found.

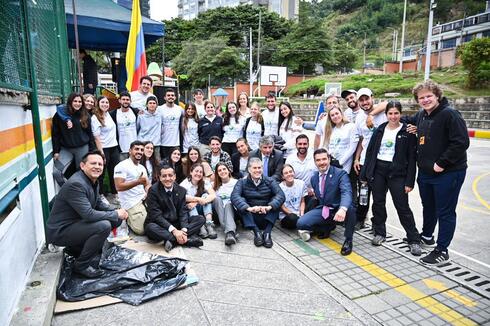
[296,148,356,255]
[249,135,284,182]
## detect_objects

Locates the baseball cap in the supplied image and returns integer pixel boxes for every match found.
[341,89,357,99]
[357,88,373,98]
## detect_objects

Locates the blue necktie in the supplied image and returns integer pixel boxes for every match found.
[263,156,269,177]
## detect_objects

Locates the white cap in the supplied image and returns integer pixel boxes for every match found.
[357,88,373,98]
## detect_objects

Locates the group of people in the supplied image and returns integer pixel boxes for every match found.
[47,76,469,278]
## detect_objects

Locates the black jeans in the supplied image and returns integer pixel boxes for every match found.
[356,164,371,223]
[280,213,299,229]
[52,218,122,269]
[100,146,120,194]
[145,215,206,243]
[160,146,177,160]
[222,142,238,157]
[371,160,420,243]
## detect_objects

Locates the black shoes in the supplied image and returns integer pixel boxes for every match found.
[74,265,104,278]
[163,240,174,252]
[225,231,237,246]
[341,239,353,256]
[263,232,273,248]
[420,248,449,265]
[253,231,264,247]
[185,235,204,248]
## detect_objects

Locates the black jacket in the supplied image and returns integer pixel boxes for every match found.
[51,111,95,153]
[407,97,469,175]
[46,170,117,243]
[231,176,285,212]
[231,152,246,179]
[249,149,284,182]
[82,54,98,88]
[360,122,417,188]
[145,182,190,230]
[198,116,224,145]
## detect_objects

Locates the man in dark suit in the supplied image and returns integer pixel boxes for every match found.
[249,135,283,182]
[296,148,357,256]
[145,164,205,251]
[46,151,128,278]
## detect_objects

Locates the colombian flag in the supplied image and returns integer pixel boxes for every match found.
[125,0,147,91]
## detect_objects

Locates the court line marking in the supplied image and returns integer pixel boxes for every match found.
[472,172,490,210]
[317,237,477,326]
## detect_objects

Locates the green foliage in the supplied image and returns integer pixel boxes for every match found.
[457,38,490,88]
[172,37,247,88]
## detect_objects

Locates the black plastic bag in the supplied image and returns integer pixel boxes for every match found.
[57,243,188,305]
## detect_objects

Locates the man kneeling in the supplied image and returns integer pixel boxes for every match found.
[296,149,356,256]
[145,164,205,251]
[47,151,128,278]
[231,157,285,248]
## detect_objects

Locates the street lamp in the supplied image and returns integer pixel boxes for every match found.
[399,0,407,73]
[386,27,398,61]
[424,0,437,80]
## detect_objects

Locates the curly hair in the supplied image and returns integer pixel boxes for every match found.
[412,79,443,102]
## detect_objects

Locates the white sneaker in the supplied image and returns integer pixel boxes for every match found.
[298,230,311,242]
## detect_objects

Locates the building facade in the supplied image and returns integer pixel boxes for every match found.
[177,0,298,20]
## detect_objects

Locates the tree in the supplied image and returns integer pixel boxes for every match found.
[324,41,359,73]
[457,37,490,88]
[172,37,247,88]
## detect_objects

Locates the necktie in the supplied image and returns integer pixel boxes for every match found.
[319,174,326,196]
[320,174,330,219]
[263,156,269,177]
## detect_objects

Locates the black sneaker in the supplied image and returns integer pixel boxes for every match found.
[420,235,436,248]
[225,231,237,246]
[420,248,449,265]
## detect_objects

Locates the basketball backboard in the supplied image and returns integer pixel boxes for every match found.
[260,66,287,86]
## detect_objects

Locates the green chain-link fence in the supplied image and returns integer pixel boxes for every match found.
[0,0,71,98]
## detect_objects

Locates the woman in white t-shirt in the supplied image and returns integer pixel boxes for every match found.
[278,101,303,159]
[237,92,251,118]
[212,163,238,245]
[141,141,160,184]
[181,102,200,155]
[279,164,307,230]
[244,102,264,151]
[360,101,421,256]
[222,101,245,156]
[180,163,217,239]
[91,96,119,195]
[322,107,358,173]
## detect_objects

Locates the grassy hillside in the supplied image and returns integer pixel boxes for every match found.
[286,66,488,98]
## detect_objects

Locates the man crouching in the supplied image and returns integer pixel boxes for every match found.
[145,165,205,251]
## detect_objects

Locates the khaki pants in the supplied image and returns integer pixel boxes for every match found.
[127,201,147,235]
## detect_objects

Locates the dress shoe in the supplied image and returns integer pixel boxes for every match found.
[317,230,331,239]
[199,225,209,238]
[263,232,273,248]
[74,265,104,278]
[340,239,353,256]
[163,240,174,252]
[185,235,204,248]
[253,231,264,247]
[225,231,237,246]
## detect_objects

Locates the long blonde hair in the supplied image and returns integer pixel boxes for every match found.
[323,107,350,146]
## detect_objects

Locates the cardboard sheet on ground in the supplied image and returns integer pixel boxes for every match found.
[54,240,198,313]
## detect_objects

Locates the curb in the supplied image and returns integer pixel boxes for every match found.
[11,247,62,326]
[468,129,490,139]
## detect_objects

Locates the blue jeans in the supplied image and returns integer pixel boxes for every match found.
[296,205,357,241]
[417,169,466,251]
[241,210,279,230]
[190,194,213,219]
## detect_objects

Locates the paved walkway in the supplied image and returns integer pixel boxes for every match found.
[51,222,490,326]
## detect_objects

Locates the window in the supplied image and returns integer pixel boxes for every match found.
[442,38,457,49]
[463,34,475,43]
[442,23,453,33]
[478,14,489,24]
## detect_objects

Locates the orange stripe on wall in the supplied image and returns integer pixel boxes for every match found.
[0,118,52,153]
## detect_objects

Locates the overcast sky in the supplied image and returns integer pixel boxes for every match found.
[150,0,178,21]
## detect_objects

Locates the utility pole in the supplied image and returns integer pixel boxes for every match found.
[363,32,367,69]
[399,0,407,73]
[257,10,262,96]
[424,0,436,80]
[162,37,165,76]
[249,27,253,96]
[72,0,83,93]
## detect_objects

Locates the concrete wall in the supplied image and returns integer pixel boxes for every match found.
[0,103,56,325]
[384,49,462,73]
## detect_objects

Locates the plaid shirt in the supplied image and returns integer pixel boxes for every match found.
[203,150,234,173]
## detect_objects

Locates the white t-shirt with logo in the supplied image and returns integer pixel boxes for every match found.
[328,123,359,173]
[262,108,280,136]
[222,116,245,143]
[116,109,137,153]
[159,105,182,147]
[356,111,387,165]
[91,113,118,148]
[215,178,238,206]
[279,179,307,219]
[130,91,152,110]
[279,115,303,159]
[113,158,147,210]
[315,118,327,148]
[245,119,263,150]
[285,151,316,187]
[344,108,361,123]
[180,179,212,197]
[377,124,402,162]
[196,103,206,118]
[182,118,199,153]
